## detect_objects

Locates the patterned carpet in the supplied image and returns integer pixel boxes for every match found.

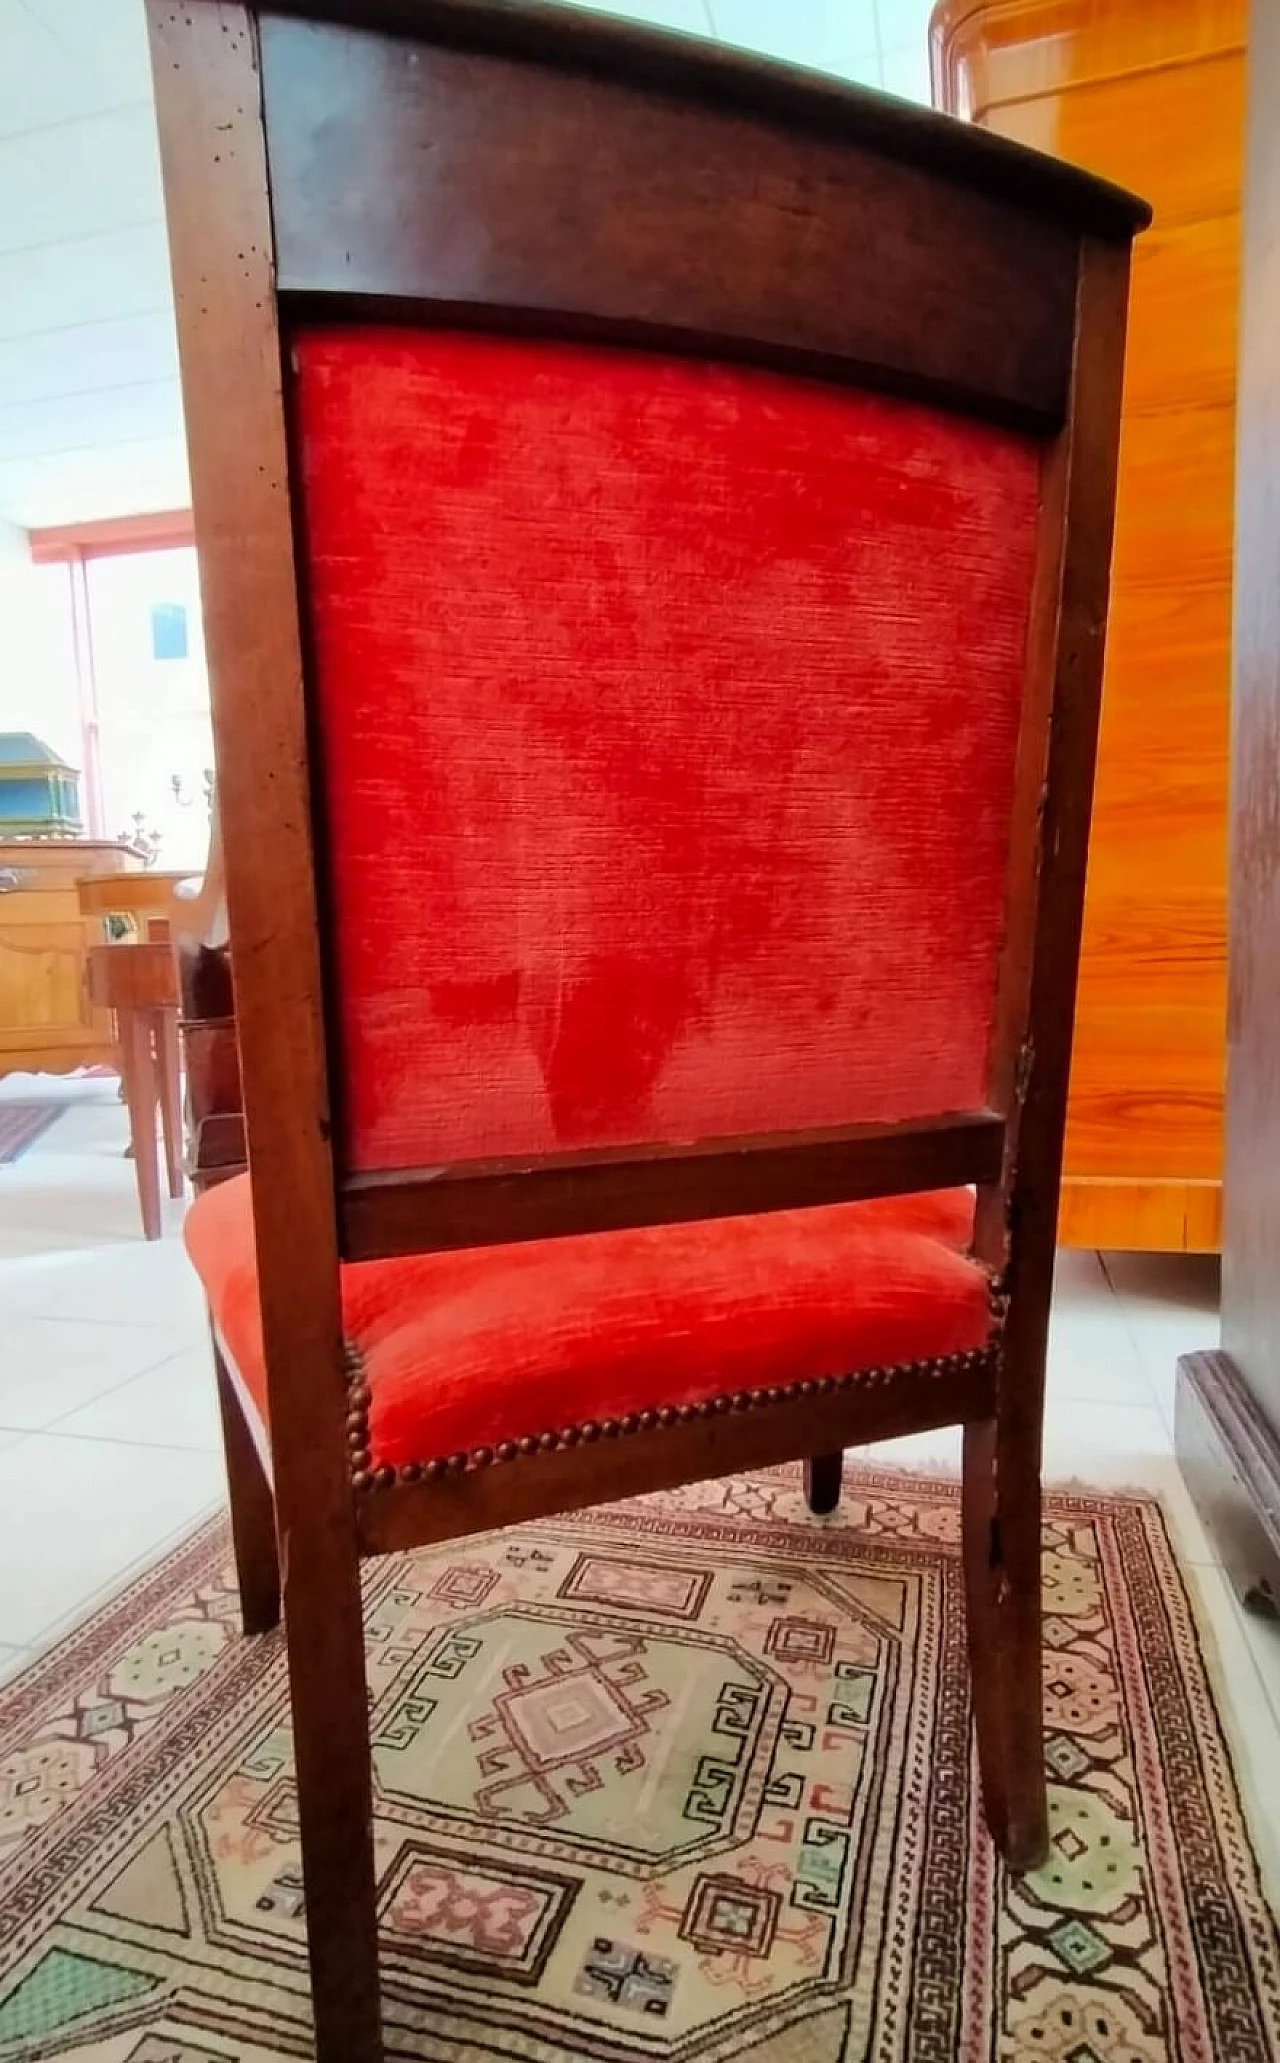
[0,1100,63,1165]
[1,1466,1277,2061]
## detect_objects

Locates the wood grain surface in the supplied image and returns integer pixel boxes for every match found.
[261,14,1080,426]
[145,6,382,2052]
[1204,0,1280,1545]
[932,0,1244,1252]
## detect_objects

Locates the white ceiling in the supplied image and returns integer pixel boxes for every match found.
[0,0,933,534]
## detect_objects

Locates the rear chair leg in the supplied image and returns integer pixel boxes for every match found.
[278,1422,383,2061]
[805,1451,844,1515]
[212,1333,280,1635]
[962,1416,1048,1871]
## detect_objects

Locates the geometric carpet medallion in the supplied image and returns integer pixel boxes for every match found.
[1,1465,1277,2059]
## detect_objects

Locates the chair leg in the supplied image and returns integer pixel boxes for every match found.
[119,1006,162,1240]
[962,1416,1048,1872]
[281,1500,383,2061]
[212,1336,279,1635]
[805,1451,844,1514]
[157,1008,184,1200]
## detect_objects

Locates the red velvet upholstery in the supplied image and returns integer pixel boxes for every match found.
[293,329,1040,1174]
[186,1177,993,1469]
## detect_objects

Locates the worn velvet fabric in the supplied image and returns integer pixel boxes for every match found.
[185,1178,993,1468]
[292,329,1039,1175]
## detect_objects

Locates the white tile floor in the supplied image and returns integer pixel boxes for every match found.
[0,1073,1277,1894]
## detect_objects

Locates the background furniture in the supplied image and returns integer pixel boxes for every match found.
[931,0,1245,1253]
[149,2,1143,2054]
[75,870,194,1237]
[76,867,192,938]
[85,940,182,1239]
[171,804,245,1193]
[1177,0,1280,1619]
[0,837,145,1078]
[0,732,83,836]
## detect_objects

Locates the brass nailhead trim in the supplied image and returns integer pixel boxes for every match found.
[349,1343,998,1492]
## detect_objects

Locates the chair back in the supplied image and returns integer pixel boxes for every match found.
[147,0,1146,1271]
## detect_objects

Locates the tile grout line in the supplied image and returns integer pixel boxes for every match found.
[37,1342,209,1437]
[1094,1249,1200,1438]
[1222,1576,1280,1732]
[0,1338,207,1442]
[0,1424,218,1456]
[21,1494,226,1658]
[0,1306,201,1334]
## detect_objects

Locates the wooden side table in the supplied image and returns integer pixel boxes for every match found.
[86,942,182,1240]
[76,868,195,939]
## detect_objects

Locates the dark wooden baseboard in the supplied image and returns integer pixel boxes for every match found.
[1176,1349,1280,1620]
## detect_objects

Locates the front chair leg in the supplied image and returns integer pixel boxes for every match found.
[805,1451,844,1515]
[962,1416,1048,1872]
[212,1335,279,1635]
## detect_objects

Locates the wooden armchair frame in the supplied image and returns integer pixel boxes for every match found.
[145,5,1147,2055]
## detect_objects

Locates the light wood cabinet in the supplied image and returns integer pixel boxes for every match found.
[0,840,144,1077]
[931,0,1244,1251]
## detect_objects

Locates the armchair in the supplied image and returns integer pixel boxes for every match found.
[145,5,1147,2055]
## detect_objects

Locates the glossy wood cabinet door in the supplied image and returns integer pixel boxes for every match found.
[932,0,1245,1251]
[0,839,140,1077]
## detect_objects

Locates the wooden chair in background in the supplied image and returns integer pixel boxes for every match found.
[146,3,1147,2055]
[79,871,190,1239]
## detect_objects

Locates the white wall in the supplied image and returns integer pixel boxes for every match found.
[0,521,82,774]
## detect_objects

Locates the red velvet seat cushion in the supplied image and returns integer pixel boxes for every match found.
[185,1176,993,1470]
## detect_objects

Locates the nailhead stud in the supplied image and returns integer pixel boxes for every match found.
[348,1347,987,1492]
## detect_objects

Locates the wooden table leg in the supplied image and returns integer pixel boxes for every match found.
[156,1007,184,1201]
[119,1008,163,1241]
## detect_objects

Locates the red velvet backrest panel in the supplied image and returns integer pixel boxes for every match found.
[292,328,1040,1174]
